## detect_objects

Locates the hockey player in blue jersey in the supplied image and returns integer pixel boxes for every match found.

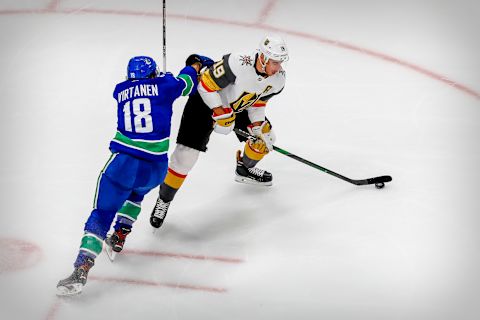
[56,54,213,296]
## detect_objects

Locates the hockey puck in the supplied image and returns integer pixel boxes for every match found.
[375,183,385,189]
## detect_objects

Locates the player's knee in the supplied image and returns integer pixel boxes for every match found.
[85,209,116,238]
[169,144,200,174]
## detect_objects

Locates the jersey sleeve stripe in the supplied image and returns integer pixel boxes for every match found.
[261,87,284,102]
[252,100,267,107]
[199,54,236,92]
[200,70,222,92]
[177,74,194,96]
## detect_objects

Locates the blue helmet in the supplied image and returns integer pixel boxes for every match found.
[127,56,158,79]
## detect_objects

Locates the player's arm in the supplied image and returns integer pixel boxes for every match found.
[198,54,238,134]
[198,54,236,110]
[247,85,284,124]
[246,81,285,151]
[176,54,214,97]
[246,107,275,154]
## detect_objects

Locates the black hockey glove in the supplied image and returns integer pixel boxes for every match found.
[185,54,214,69]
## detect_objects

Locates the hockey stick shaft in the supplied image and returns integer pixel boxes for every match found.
[162,0,167,72]
[233,128,392,186]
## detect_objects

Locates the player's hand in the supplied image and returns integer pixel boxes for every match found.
[247,136,269,155]
[186,54,214,70]
[212,107,236,135]
[247,121,276,152]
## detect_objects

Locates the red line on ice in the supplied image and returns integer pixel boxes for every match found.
[1,6,477,99]
[90,275,227,293]
[1,2,479,100]
[0,238,43,273]
[43,276,225,320]
[257,0,278,24]
[122,248,244,264]
[46,0,60,11]
[45,298,62,320]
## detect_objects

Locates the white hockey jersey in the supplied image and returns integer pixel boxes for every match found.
[198,52,285,123]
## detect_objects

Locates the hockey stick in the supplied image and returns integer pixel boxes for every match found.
[233,128,392,188]
[162,0,167,72]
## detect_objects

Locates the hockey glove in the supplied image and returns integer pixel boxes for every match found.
[247,137,269,156]
[247,121,276,152]
[185,54,214,69]
[212,107,236,135]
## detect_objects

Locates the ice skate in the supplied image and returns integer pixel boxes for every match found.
[104,226,131,261]
[235,151,273,186]
[56,256,94,296]
[150,197,171,229]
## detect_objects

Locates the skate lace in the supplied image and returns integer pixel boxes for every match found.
[153,198,169,219]
[76,267,88,281]
[248,166,265,176]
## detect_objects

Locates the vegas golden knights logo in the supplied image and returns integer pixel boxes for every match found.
[230,86,272,112]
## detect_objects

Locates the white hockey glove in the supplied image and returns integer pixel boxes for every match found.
[247,121,276,152]
[212,107,236,135]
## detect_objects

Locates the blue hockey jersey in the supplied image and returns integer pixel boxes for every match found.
[109,66,198,161]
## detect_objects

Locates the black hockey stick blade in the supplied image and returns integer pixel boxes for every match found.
[354,175,393,186]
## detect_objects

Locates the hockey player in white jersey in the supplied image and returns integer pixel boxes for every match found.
[150,34,288,228]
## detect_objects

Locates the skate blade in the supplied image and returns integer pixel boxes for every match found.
[56,283,83,296]
[234,175,272,186]
[105,245,117,262]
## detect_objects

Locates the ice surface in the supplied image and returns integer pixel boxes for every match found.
[0,1,479,319]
